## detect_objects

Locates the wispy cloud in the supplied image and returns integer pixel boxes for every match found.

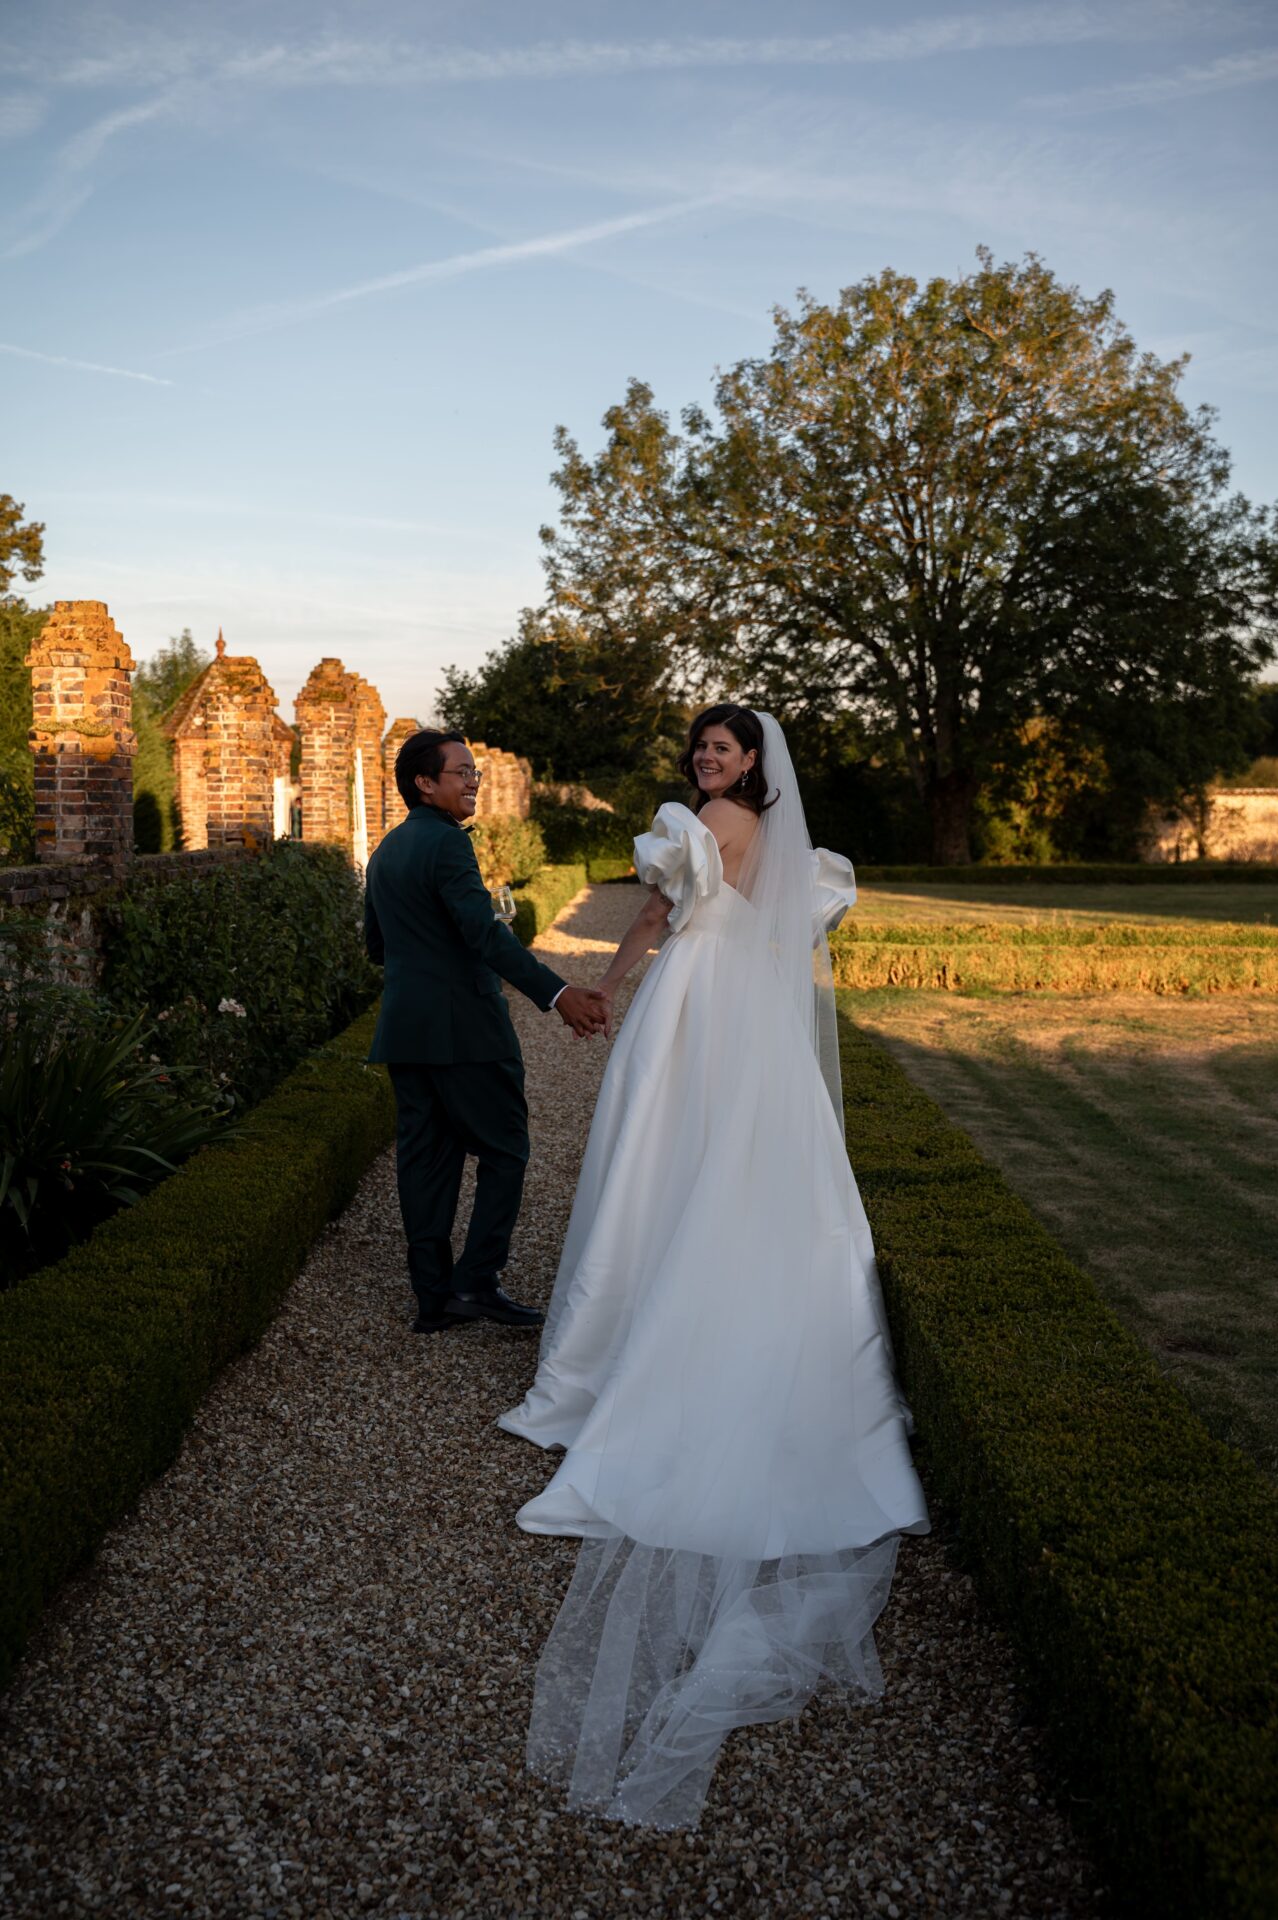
[3,94,172,257]
[166,194,725,352]
[36,7,1209,92]
[1030,45,1278,111]
[0,340,175,386]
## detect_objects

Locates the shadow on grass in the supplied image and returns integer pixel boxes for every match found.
[844,990,1278,1478]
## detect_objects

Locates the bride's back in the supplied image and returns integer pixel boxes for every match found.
[697,796,759,889]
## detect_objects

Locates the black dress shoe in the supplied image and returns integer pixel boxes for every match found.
[444,1285,545,1330]
[411,1306,474,1334]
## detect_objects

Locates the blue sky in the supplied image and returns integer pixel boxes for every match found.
[2,1,1276,724]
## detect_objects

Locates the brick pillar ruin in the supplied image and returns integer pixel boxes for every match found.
[470,741,532,820]
[295,657,359,851]
[26,600,136,870]
[352,677,387,860]
[381,717,421,832]
[163,631,278,850]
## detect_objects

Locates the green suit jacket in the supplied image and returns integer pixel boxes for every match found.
[364,805,566,1064]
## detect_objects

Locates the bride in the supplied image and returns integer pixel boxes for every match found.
[498,704,929,1829]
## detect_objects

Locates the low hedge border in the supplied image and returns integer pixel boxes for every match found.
[512,861,588,944]
[840,1013,1278,1918]
[0,1004,395,1693]
[835,920,1278,948]
[829,937,1278,995]
[857,862,1278,885]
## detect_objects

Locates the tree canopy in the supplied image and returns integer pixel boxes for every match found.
[0,497,44,599]
[133,629,208,717]
[437,606,684,788]
[540,250,1277,861]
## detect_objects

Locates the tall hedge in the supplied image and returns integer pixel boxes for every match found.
[840,1015,1278,1918]
[0,1006,395,1692]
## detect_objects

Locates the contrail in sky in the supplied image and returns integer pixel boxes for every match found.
[0,340,176,385]
[168,194,725,352]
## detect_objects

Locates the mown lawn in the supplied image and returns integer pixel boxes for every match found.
[856,881,1278,928]
[842,989,1278,1478]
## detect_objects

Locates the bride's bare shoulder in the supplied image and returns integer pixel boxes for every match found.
[698,797,758,852]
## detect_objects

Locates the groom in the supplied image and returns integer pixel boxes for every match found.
[364,729,607,1334]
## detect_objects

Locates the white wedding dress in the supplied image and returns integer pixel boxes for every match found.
[500,717,929,1828]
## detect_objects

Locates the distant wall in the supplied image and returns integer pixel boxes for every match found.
[1144,789,1278,863]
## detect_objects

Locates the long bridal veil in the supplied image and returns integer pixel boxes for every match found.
[524,712,925,1829]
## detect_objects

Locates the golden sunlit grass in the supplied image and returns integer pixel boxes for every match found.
[841,989,1278,1476]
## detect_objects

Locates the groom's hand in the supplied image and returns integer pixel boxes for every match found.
[555,986,609,1038]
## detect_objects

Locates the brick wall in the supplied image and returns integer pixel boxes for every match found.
[381,718,421,831]
[163,632,279,850]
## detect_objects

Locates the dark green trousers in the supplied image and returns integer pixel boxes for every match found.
[387,1059,530,1310]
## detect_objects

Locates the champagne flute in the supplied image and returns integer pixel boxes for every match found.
[492,884,517,925]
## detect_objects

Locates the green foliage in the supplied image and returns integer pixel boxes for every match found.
[131,630,208,853]
[0,497,44,598]
[0,995,227,1283]
[0,770,34,866]
[838,1014,1278,1918]
[511,863,587,944]
[132,628,208,716]
[0,1003,395,1692]
[0,600,44,863]
[543,250,1277,864]
[439,606,685,785]
[131,683,181,853]
[96,842,379,1108]
[466,815,546,889]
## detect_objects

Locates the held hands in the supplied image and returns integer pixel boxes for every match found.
[555,985,611,1039]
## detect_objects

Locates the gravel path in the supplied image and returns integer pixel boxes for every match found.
[1,885,1106,1918]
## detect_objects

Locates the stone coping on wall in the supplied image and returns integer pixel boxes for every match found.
[0,846,257,915]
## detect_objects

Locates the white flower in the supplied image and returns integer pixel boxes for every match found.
[217,997,248,1018]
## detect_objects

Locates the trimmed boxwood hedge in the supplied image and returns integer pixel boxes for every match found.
[856,861,1278,885]
[512,861,588,945]
[0,1005,395,1692]
[839,1013,1278,1918]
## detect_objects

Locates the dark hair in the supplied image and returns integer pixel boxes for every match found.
[395,729,467,809]
[677,704,774,815]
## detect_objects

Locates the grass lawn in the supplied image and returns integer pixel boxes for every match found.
[856,881,1278,929]
[842,988,1278,1478]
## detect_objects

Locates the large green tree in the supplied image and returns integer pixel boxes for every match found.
[438,606,684,787]
[542,251,1277,862]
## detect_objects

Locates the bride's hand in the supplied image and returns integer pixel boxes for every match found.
[594,982,616,1037]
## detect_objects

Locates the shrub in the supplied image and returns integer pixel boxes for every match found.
[0,767,34,865]
[529,778,684,881]
[0,995,228,1284]
[512,863,588,944]
[839,1014,1278,1918]
[97,841,379,1107]
[0,1003,395,1692]
[467,814,547,888]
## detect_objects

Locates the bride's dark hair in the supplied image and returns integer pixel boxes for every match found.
[677,703,774,815]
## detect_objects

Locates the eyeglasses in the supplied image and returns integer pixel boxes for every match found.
[443,766,483,785]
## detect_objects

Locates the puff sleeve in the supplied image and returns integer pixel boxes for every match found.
[812,847,856,938]
[633,802,724,933]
